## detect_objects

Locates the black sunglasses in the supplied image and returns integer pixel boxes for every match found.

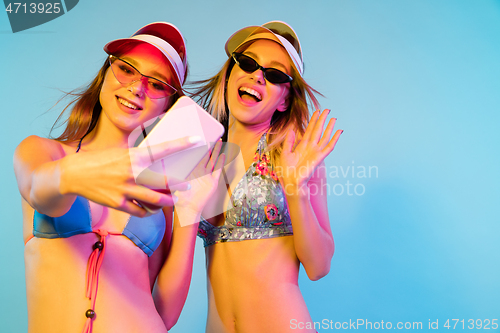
[232,52,293,84]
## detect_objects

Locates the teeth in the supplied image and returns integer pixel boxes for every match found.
[118,97,139,110]
[239,87,262,101]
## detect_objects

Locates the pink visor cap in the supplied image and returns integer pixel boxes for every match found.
[104,22,187,85]
[225,21,304,76]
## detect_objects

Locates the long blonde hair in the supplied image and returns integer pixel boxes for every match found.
[190,42,321,163]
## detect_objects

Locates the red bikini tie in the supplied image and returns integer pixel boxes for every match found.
[82,229,112,333]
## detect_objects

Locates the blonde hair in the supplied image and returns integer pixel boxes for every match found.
[190,42,321,164]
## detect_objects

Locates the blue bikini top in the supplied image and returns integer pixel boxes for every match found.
[197,133,293,247]
[28,139,166,257]
[32,197,165,256]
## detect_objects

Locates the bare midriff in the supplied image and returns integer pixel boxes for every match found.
[24,234,168,333]
[22,194,168,333]
[204,236,316,333]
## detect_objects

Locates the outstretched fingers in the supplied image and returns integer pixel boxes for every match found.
[122,201,150,218]
[318,117,337,150]
[322,129,343,155]
[301,110,320,144]
[310,109,331,144]
[130,185,178,209]
[135,136,203,167]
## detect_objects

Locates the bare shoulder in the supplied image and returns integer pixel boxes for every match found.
[14,136,72,205]
[15,135,71,162]
[13,136,73,188]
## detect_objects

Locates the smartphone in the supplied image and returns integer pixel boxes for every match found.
[135,96,225,212]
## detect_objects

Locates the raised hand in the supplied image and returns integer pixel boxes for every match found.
[279,109,343,193]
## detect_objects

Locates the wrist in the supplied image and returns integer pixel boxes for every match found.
[282,181,310,199]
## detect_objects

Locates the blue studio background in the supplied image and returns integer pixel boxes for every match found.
[1,0,499,332]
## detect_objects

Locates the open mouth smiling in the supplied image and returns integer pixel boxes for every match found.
[238,87,262,102]
[117,96,143,110]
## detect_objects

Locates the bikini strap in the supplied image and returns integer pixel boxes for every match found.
[257,132,268,154]
[82,229,121,333]
[76,137,84,153]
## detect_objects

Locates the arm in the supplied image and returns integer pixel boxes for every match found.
[152,209,200,330]
[280,110,343,281]
[13,135,77,216]
[13,135,200,217]
[151,141,225,329]
[284,161,334,281]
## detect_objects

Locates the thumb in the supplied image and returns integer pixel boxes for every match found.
[136,136,203,166]
[132,136,203,178]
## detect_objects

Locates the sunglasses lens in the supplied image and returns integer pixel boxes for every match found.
[264,69,291,84]
[146,78,177,99]
[233,53,292,84]
[109,57,177,99]
[110,59,138,83]
[236,54,258,73]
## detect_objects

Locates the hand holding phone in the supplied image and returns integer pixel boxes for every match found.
[134,96,225,213]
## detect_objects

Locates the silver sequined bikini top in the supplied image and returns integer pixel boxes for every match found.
[197,133,293,247]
